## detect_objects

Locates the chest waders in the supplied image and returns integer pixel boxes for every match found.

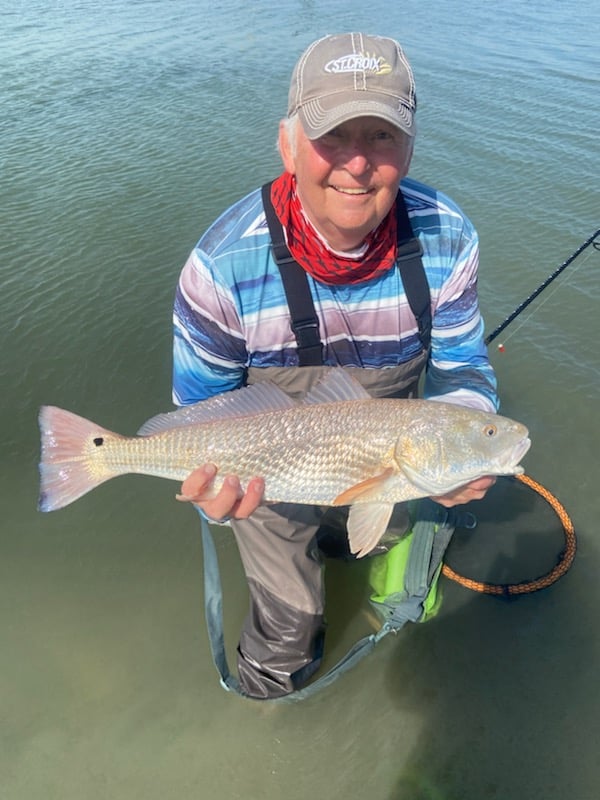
[198,185,466,701]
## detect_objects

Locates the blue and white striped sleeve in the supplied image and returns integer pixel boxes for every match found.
[422,211,498,412]
[172,248,247,405]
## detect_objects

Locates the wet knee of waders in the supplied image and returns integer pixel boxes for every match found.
[236,623,326,699]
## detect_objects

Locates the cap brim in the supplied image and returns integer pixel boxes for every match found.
[297,96,415,140]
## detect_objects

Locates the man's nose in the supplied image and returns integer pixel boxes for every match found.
[339,141,371,174]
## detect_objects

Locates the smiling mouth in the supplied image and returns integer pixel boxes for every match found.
[331,185,371,195]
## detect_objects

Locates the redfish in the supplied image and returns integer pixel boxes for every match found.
[38,370,530,556]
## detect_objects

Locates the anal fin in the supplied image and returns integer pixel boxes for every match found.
[347,503,395,558]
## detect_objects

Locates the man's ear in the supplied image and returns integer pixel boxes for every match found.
[278,119,296,174]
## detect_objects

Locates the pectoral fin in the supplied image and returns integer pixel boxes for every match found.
[332,468,394,506]
[347,503,395,558]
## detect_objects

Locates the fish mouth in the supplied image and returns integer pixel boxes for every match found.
[503,436,532,474]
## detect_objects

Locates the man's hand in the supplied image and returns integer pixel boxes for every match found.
[431,475,496,508]
[177,463,264,521]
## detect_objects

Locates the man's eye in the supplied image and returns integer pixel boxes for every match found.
[373,130,394,141]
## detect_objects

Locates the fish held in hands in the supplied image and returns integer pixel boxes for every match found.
[38,370,530,557]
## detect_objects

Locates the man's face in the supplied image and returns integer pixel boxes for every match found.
[279,115,413,252]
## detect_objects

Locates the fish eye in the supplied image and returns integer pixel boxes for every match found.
[483,424,497,437]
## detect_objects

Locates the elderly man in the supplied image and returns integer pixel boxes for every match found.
[173,33,497,698]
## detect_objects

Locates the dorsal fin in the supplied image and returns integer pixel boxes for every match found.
[303,369,371,405]
[137,381,296,435]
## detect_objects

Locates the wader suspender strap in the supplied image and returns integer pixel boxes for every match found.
[260,181,432,362]
[260,183,323,365]
[394,193,432,352]
[198,501,460,702]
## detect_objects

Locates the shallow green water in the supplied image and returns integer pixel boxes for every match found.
[2,1,599,798]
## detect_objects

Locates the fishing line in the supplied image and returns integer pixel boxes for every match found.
[485,228,600,348]
[460,235,597,591]
[490,245,597,350]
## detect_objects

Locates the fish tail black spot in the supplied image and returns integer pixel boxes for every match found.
[93,437,104,446]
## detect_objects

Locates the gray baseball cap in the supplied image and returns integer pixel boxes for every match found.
[288,33,417,139]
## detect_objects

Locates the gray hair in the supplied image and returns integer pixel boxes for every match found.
[278,113,300,158]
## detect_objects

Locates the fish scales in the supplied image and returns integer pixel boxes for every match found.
[93,399,404,505]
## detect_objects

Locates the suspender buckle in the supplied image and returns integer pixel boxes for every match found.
[292,318,323,367]
[291,319,323,366]
[292,318,320,338]
[272,243,297,265]
[396,237,423,261]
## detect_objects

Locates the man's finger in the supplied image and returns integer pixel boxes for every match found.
[179,463,218,500]
[231,477,265,518]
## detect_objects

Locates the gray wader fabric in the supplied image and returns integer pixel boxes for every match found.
[231,359,428,699]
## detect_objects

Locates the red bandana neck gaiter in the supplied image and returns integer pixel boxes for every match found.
[270,172,398,285]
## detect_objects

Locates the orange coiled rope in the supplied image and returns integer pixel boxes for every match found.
[441,473,577,595]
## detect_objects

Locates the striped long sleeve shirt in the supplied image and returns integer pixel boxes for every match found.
[173,176,498,412]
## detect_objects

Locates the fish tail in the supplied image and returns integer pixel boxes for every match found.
[38,406,118,512]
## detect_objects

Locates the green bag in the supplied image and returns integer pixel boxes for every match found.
[369,531,444,624]
[368,500,461,629]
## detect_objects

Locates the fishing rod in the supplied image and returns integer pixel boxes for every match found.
[485,228,600,346]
